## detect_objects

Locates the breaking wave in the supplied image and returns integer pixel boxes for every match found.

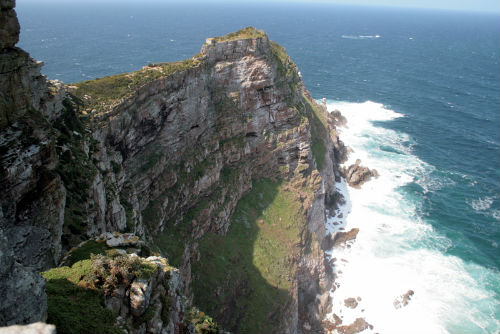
[323,100,500,334]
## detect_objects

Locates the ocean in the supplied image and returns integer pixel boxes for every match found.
[16,1,499,333]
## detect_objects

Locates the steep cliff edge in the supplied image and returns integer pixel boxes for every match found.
[0,2,346,332]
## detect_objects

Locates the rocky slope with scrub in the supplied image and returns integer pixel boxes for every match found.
[0,2,348,332]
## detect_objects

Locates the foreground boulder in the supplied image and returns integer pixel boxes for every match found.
[41,236,219,334]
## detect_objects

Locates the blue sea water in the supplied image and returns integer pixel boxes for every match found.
[16,1,499,332]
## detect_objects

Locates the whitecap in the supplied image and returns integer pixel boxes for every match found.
[341,35,381,40]
[469,196,494,211]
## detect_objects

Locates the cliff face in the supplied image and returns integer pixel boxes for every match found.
[0,3,345,332]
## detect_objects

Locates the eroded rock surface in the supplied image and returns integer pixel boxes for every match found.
[0,1,51,324]
[332,228,360,248]
[0,230,47,325]
[342,159,378,188]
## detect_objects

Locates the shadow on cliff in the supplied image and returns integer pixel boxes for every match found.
[189,178,300,334]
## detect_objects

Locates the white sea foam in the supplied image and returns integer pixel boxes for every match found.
[341,35,381,40]
[470,196,494,211]
[323,100,500,334]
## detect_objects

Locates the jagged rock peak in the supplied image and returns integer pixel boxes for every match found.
[0,0,19,49]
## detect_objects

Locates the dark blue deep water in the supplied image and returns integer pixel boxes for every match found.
[16,1,499,332]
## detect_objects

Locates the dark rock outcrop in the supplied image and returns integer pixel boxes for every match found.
[342,159,378,188]
[0,230,47,325]
[331,228,359,248]
[328,109,347,128]
[0,1,52,325]
[0,0,19,49]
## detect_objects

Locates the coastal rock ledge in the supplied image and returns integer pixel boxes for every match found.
[1,1,347,333]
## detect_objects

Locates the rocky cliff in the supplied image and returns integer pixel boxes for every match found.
[0,2,347,333]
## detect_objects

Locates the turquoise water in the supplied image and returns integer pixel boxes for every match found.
[16,2,499,332]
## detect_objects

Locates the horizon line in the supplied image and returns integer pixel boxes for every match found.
[16,0,500,15]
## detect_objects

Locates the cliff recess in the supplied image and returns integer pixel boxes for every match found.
[1,3,346,333]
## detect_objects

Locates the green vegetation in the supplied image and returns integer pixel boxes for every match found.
[110,160,122,174]
[138,151,163,174]
[212,27,266,43]
[65,240,108,266]
[42,260,122,334]
[53,97,98,246]
[302,93,328,170]
[192,157,215,180]
[91,253,158,284]
[120,194,135,233]
[269,41,297,82]
[155,197,210,267]
[186,309,220,334]
[43,250,161,334]
[191,179,304,333]
[133,305,157,328]
[160,294,171,325]
[269,41,300,99]
[72,58,203,113]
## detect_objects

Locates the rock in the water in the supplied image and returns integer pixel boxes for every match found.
[328,109,347,128]
[332,228,359,248]
[336,318,373,334]
[344,297,358,309]
[0,322,55,334]
[394,290,415,309]
[342,159,378,188]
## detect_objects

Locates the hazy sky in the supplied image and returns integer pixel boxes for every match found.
[309,0,500,13]
[17,0,500,13]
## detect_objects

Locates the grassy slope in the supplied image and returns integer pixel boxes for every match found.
[42,260,122,334]
[42,245,161,334]
[72,58,202,113]
[302,93,328,170]
[191,179,305,333]
[212,26,266,42]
